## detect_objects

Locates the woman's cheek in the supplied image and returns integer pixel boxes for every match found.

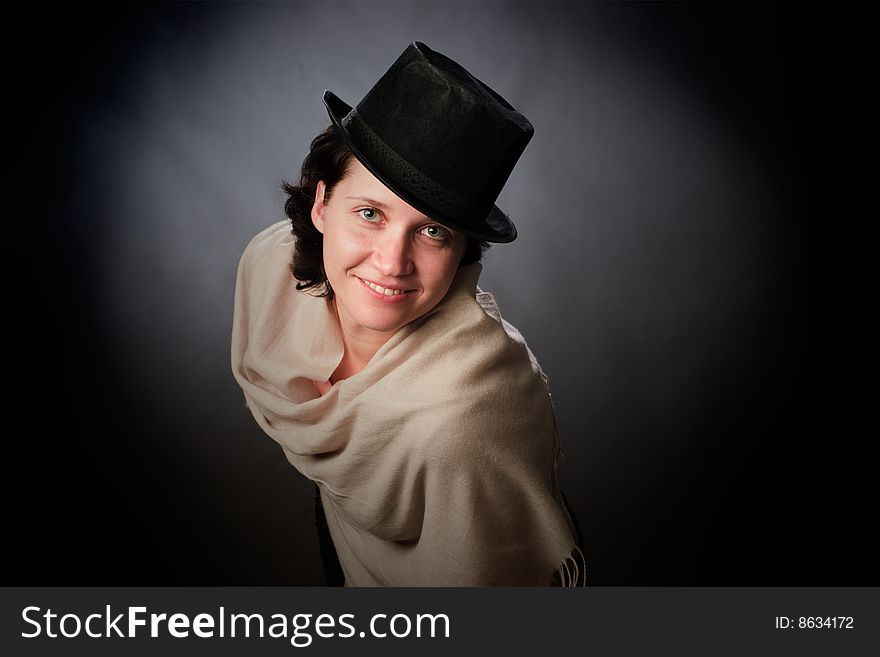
[338,224,372,257]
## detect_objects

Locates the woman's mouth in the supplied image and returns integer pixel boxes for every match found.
[356,276,416,300]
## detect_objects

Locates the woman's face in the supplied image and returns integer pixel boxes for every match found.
[311,158,467,343]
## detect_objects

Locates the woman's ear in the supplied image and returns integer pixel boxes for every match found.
[311,181,327,234]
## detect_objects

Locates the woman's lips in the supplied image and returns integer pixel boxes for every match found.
[356,276,416,301]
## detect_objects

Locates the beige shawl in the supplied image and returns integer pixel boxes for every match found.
[231,221,585,586]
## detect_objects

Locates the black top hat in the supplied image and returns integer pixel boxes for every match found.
[322,42,534,243]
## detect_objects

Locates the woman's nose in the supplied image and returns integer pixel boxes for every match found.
[372,229,413,277]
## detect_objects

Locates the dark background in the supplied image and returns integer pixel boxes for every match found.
[1,1,877,585]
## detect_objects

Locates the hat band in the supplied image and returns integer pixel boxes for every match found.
[342,110,492,232]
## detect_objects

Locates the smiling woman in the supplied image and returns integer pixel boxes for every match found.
[311,160,468,382]
[231,42,585,586]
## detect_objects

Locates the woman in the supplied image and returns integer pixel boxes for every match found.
[231,42,585,586]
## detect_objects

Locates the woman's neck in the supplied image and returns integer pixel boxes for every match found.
[330,342,373,384]
[330,300,394,383]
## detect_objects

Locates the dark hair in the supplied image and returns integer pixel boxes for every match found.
[282,125,489,299]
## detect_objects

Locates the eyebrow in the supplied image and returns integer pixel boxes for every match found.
[345,196,392,210]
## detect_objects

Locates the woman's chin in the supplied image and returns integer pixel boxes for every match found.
[349,310,412,336]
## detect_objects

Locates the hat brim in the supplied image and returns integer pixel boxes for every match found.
[322,90,517,244]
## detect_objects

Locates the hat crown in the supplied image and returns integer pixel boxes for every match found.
[356,42,533,206]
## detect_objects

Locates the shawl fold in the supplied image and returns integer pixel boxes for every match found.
[231,221,585,586]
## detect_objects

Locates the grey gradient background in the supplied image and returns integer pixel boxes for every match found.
[1,1,878,585]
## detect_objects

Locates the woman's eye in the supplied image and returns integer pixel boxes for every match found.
[420,224,450,241]
[359,208,380,222]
